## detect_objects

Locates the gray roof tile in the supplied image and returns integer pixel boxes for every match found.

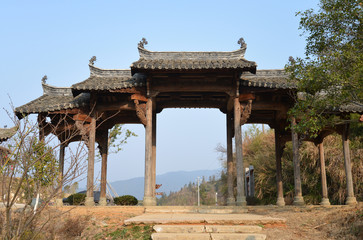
[240,69,296,89]
[72,65,146,93]
[15,84,90,118]
[131,47,257,71]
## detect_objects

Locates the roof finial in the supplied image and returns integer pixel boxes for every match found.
[41,75,47,84]
[237,37,247,49]
[89,56,97,66]
[138,38,148,48]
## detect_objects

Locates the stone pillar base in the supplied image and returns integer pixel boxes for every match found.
[99,197,107,206]
[143,196,156,206]
[276,197,285,206]
[55,198,63,207]
[85,197,94,206]
[345,196,357,205]
[236,196,247,206]
[227,198,236,206]
[320,198,331,206]
[293,196,305,206]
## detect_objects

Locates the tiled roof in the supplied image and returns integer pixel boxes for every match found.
[0,125,18,143]
[240,69,296,89]
[15,83,90,119]
[131,46,257,72]
[333,102,363,113]
[72,65,146,94]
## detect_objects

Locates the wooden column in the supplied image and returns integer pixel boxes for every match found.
[99,130,109,206]
[274,129,285,206]
[318,142,330,205]
[85,116,96,206]
[226,112,235,205]
[143,97,156,206]
[151,108,157,197]
[341,124,357,205]
[234,97,246,206]
[37,113,46,142]
[56,143,65,207]
[291,117,304,205]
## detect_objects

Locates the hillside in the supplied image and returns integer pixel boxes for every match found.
[109,169,220,200]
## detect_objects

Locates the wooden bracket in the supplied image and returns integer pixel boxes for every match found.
[240,99,252,125]
[134,99,147,126]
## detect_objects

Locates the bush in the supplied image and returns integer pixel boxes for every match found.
[67,193,86,205]
[114,195,138,206]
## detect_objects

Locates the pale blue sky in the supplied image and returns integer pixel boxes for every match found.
[0,0,320,182]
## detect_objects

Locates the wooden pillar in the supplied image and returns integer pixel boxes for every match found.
[318,142,330,205]
[275,129,285,206]
[143,97,156,206]
[341,124,357,205]
[234,97,246,206]
[291,117,304,205]
[56,143,65,207]
[85,116,96,206]
[151,108,157,197]
[226,112,235,205]
[99,130,109,206]
[37,113,46,142]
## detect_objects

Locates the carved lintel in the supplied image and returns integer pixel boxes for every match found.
[240,100,252,125]
[134,99,147,126]
[131,93,148,102]
[75,120,90,139]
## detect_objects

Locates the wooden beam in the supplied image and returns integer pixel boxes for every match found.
[131,93,148,102]
[72,113,92,123]
[95,102,135,112]
[239,93,255,102]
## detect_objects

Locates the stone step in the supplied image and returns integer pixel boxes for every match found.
[145,206,248,214]
[151,233,267,240]
[153,225,263,233]
[124,213,286,226]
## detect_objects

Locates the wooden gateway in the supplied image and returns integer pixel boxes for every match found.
[15,38,362,206]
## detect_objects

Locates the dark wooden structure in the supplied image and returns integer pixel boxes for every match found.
[15,39,362,206]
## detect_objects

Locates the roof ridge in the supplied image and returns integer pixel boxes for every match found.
[42,83,72,96]
[89,65,131,77]
[137,47,247,60]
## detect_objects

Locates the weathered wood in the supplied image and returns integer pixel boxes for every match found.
[275,129,285,206]
[234,97,246,206]
[153,85,233,93]
[95,102,135,112]
[152,106,157,197]
[98,130,108,206]
[85,115,96,206]
[131,93,148,102]
[49,109,81,115]
[239,93,255,102]
[56,143,65,207]
[134,100,147,126]
[318,142,330,205]
[72,113,92,123]
[291,117,304,206]
[109,87,145,94]
[341,124,357,205]
[240,100,252,125]
[226,112,235,205]
[37,113,46,141]
[143,97,156,206]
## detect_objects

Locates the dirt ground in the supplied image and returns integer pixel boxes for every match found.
[57,203,362,239]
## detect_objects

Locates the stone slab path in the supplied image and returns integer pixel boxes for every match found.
[124,213,286,226]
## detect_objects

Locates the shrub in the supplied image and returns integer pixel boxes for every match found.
[114,195,138,206]
[67,193,86,205]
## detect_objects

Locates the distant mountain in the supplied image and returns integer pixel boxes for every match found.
[109,169,220,200]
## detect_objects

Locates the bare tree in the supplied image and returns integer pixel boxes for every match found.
[0,112,88,240]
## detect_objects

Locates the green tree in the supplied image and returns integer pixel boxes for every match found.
[286,0,363,137]
[97,124,136,160]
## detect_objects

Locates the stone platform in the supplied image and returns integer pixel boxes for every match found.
[124,213,286,226]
